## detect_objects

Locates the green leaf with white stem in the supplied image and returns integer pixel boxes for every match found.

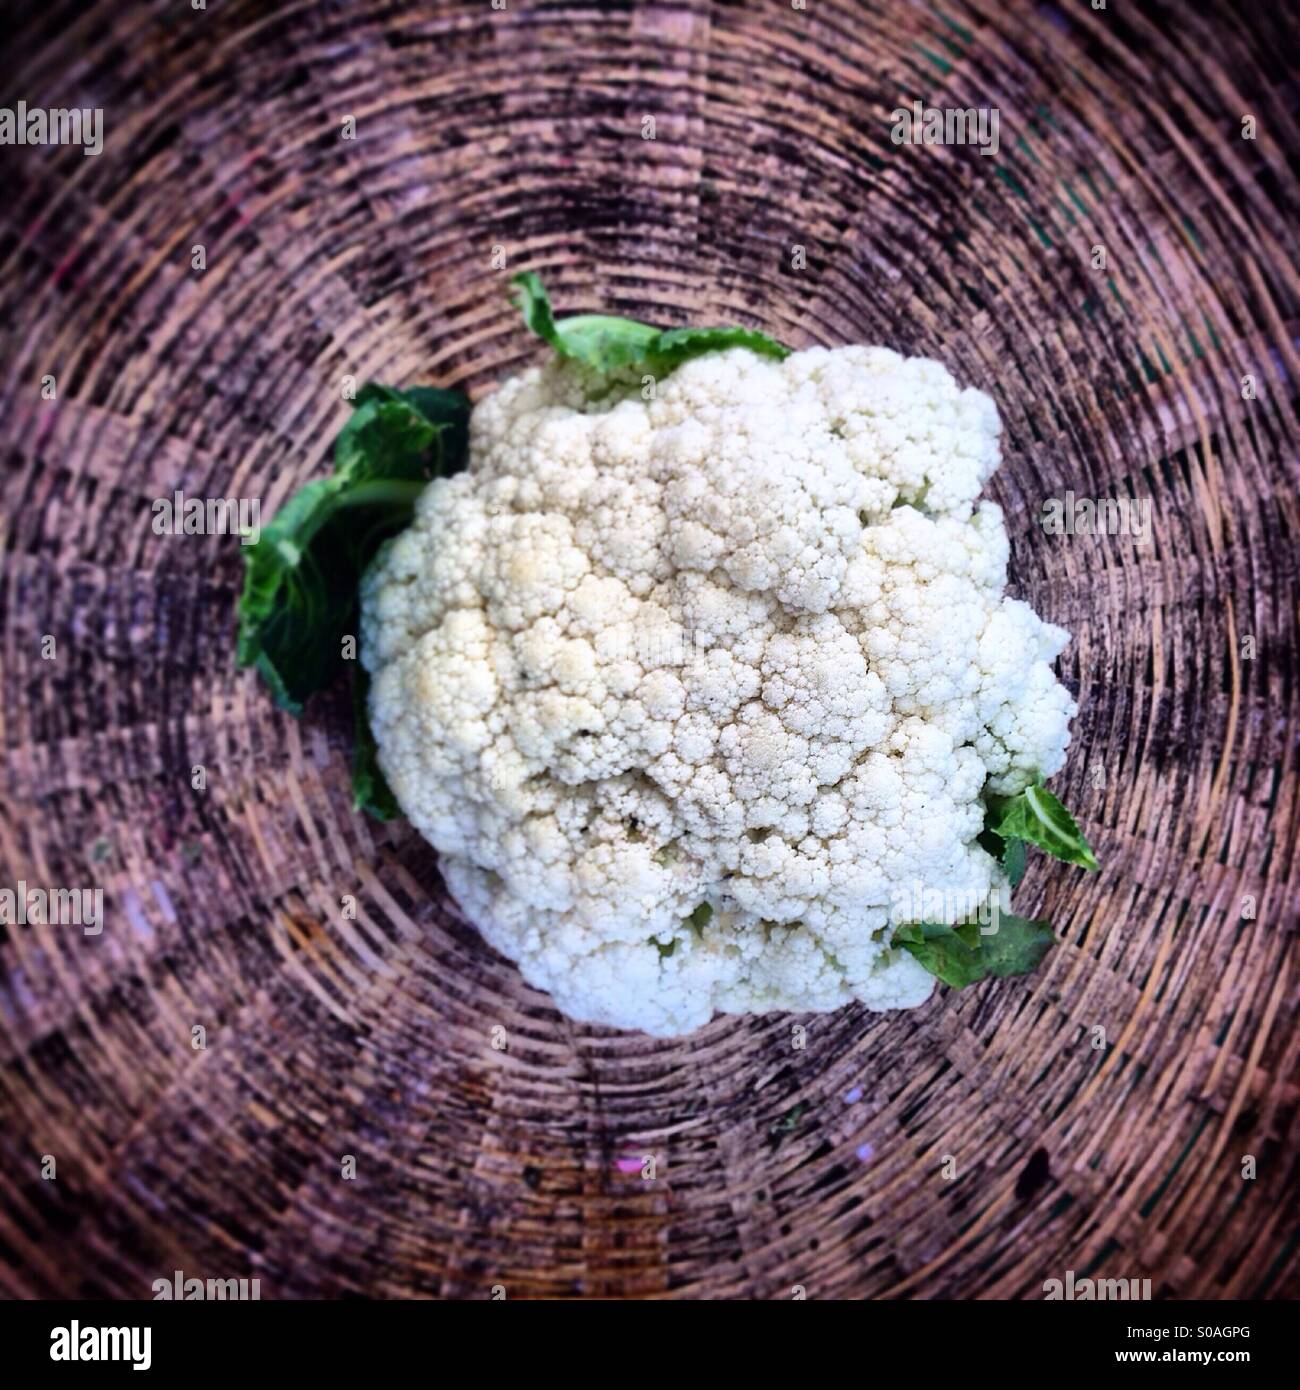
[649,325,794,370]
[237,382,470,816]
[511,272,789,376]
[989,782,1099,871]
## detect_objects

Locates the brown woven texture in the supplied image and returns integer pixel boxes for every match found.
[0,0,1297,1301]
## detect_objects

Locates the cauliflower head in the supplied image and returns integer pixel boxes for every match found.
[360,344,1076,1035]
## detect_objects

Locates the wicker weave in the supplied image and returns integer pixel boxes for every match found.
[0,0,1296,1300]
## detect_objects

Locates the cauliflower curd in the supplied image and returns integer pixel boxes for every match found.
[360,344,1076,1035]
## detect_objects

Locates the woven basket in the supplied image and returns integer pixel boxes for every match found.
[1,0,1296,1300]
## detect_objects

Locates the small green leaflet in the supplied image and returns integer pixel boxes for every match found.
[989,782,1099,871]
[511,271,789,376]
[893,913,1056,989]
[1002,836,1028,888]
[237,382,471,818]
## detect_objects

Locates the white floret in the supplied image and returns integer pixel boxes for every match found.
[360,343,1077,1035]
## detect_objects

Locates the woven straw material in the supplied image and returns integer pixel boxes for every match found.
[1,0,1297,1300]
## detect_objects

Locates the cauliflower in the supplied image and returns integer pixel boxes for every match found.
[358,342,1077,1036]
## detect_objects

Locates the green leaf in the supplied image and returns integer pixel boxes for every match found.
[650,325,791,369]
[990,783,1099,871]
[892,911,1056,989]
[1002,836,1027,888]
[237,382,470,815]
[953,920,982,949]
[399,386,471,467]
[892,921,987,988]
[511,271,789,377]
[511,270,563,347]
[979,912,1056,977]
[977,826,1006,860]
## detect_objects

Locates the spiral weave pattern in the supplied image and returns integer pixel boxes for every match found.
[0,0,1296,1298]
